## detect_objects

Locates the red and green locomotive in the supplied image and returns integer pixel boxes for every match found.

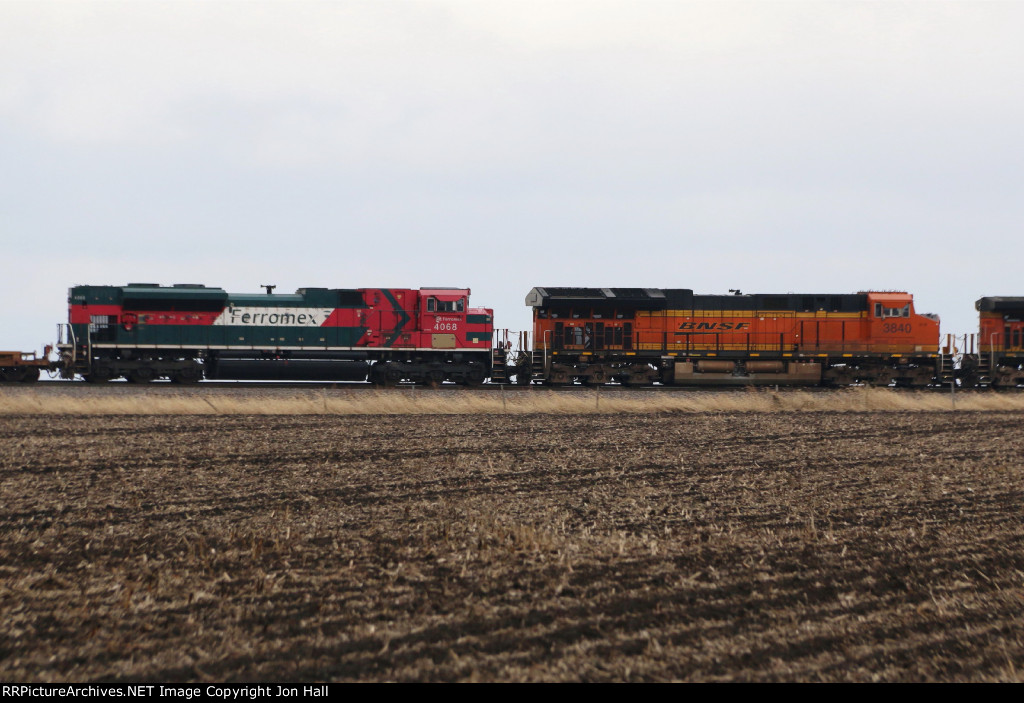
[58,284,493,384]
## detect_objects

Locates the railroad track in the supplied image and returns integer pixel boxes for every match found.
[6,379,1003,393]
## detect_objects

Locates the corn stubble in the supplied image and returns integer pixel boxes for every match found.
[1,391,1023,681]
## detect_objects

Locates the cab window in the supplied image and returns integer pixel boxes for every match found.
[427,297,464,313]
[875,303,910,318]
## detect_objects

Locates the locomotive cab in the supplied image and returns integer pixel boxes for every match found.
[977,298,1024,354]
[420,289,468,349]
[865,292,939,354]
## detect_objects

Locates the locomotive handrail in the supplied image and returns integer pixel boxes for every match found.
[57,323,78,366]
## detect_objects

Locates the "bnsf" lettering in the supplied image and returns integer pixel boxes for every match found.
[677,322,751,331]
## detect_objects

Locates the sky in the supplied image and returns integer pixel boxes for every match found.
[2,0,1023,355]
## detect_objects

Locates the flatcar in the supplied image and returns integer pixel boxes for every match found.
[512,288,942,387]
[56,284,493,384]
[0,348,52,383]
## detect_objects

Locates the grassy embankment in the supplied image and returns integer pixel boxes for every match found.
[1,386,1021,415]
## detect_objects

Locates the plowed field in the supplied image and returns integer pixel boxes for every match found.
[2,410,1023,681]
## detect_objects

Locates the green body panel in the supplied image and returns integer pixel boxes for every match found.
[69,285,366,308]
[69,284,371,349]
[107,323,368,348]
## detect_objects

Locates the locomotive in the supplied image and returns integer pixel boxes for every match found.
[1,282,1022,388]
[54,284,494,385]
[964,297,1024,388]
[503,288,945,387]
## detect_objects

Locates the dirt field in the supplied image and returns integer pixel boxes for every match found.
[2,405,1023,681]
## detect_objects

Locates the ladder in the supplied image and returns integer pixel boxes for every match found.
[974,354,992,386]
[938,353,956,383]
[531,351,545,381]
[490,348,508,384]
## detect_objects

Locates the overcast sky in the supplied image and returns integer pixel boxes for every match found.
[2,1,1022,355]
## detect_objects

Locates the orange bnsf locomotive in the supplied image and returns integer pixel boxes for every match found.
[508,288,943,387]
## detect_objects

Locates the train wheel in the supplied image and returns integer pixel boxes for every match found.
[547,369,571,386]
[127,367,156,384]
[370,363,394,387]
[463,368,486,386]
[1,368,34,382]
[903,369,933,388]
[85,366,114,383]
[372,363,401,387]
[369,364,384,386]
[622,366,655,387]
[172,367,202,384]
[426,370,445,388]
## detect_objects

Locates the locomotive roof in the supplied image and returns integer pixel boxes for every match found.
[66,284,230,301]
[526,287,868,312]
[120,285,229,301]
[976,297,1024,312]
[526,287,679,307]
